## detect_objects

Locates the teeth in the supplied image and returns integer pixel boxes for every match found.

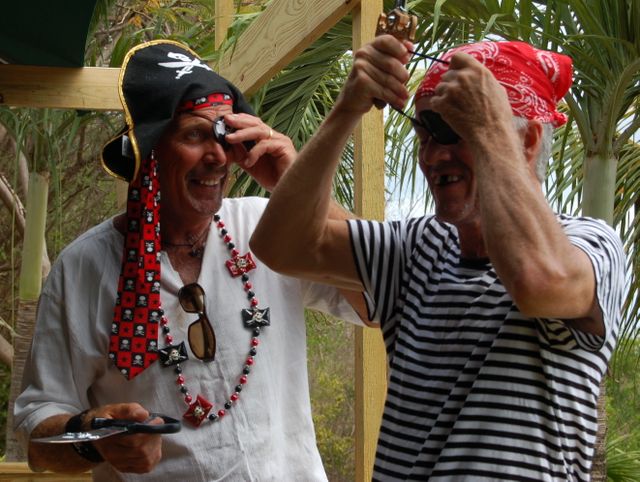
[196,179,219,187]
[436,175,461,186]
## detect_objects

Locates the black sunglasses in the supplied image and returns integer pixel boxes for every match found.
[395,107,460,145]
[178,283,216,362]
[212,117,256,152]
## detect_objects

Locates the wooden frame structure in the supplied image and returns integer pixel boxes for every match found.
[0,1,387,479]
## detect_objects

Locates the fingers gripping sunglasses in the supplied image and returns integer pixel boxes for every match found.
[396,50,460,145]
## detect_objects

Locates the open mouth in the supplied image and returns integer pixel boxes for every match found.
[434,174,462,186]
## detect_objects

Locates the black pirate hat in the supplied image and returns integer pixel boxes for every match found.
[101,39,254,182]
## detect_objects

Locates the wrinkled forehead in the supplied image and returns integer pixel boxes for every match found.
[175,104,234,123]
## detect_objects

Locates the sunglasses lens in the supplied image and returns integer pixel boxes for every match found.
[178,283,206,313]
[419,110,460,145]
[180,283,216,361]
[188,317,216,362]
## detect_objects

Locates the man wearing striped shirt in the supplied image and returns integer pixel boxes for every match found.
[251,36,626,481]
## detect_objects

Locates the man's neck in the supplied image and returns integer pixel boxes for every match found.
[455,221,488,259]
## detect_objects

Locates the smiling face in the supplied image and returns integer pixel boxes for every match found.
[154,104,236,226]
[415,97,481,230]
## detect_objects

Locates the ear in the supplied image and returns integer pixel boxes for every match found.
[522,119,543,172]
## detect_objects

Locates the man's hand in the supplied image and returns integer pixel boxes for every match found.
[223,113,296,191]
[423,52,515,144]
[336,35,413,115]
[89,403,163,474]
[29,403,163,475]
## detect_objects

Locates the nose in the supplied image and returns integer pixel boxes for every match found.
[203,135,230,166]
[420,138,456,166]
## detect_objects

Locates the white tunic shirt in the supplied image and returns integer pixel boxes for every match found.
[15,197,361,482]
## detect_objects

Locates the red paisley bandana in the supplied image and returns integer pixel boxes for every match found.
[416,41,573,127]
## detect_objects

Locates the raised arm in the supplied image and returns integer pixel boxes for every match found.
[425,52,607,335]
[250,36,412,291]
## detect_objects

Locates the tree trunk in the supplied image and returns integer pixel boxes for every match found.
[5,299,37,461]
[582,153,616,225]
[5,171,50,461]
[582,153,616,481]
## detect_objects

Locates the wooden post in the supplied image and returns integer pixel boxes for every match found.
[352,2,386,481]
[215,0,234,49]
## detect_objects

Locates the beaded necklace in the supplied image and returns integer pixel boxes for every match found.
[157,213,270,428]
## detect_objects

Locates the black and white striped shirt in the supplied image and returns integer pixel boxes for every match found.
[347,214,626,481]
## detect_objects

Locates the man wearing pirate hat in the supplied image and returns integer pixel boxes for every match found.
[252,36,626,480]
[14,40,365,480]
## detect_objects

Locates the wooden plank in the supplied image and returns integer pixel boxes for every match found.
[352,2,386,482]
[0,463,90,481]
[0,65,121,110]
[215,0,234,49]
[0,0,358,110]
[218,0,359,95]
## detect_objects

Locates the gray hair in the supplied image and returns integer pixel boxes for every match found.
[512,117,554,182]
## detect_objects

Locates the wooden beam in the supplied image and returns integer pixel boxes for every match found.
[217,0,359,95]
[0,0,359,110]
[215,0,234,49]
[0,65,120,110]
[352,2,386,482]
[0,462,90,480]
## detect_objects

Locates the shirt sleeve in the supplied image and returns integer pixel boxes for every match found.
[13,226,118,444]
[346,219,409,327]
[561,216,627,351]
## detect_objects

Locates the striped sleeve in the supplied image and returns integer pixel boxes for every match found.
[560,215,627,351]
[347,217,431,327]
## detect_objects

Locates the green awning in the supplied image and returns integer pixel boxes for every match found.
[0,0,99,67]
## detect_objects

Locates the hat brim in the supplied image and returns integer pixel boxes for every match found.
[101,120,171,182]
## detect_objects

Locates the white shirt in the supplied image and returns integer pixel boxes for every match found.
[15,197,361,482]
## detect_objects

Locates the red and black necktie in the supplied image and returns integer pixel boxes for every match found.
[109,93,234,380]
[109,155,161,379]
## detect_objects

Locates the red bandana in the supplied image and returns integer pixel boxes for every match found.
[415,41,573,127]
[177,93,233,113]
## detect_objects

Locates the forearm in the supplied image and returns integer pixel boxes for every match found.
[252,35,411,288]
[472,126,595,320]
[251,104,362,280]
[28,414,97,473]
